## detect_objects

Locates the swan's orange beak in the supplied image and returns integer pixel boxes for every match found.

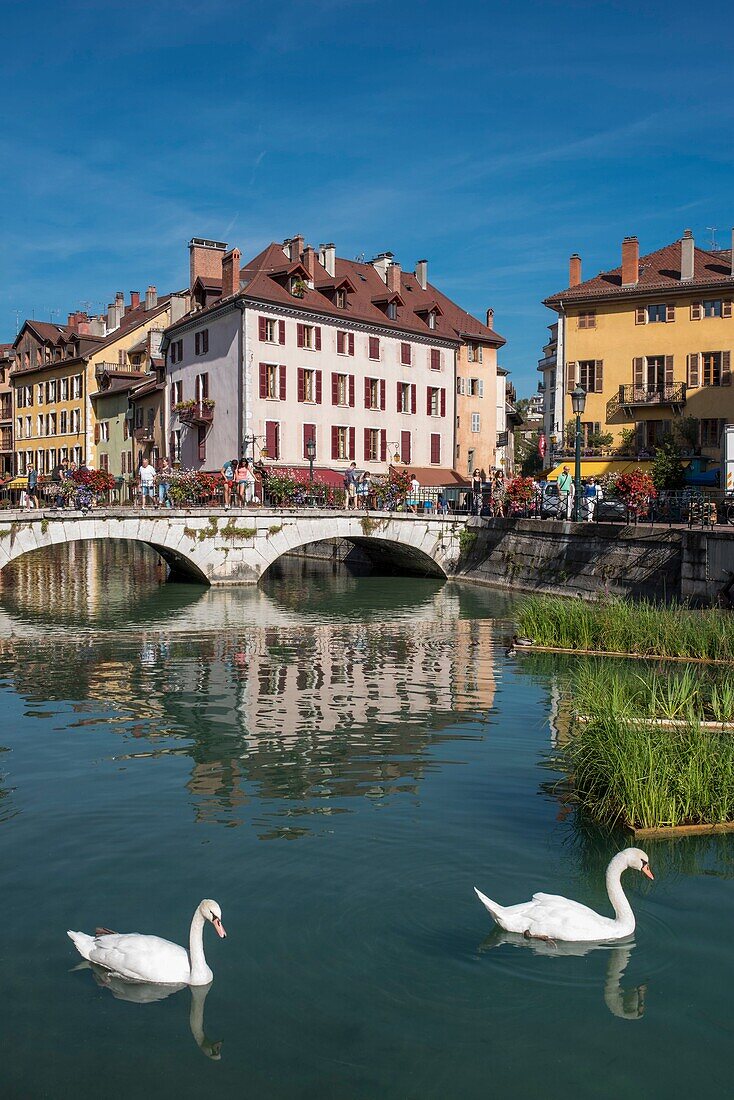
[642,864,654,880]
[213,917,227,938]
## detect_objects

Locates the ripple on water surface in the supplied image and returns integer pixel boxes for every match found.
[0,542,732,1099]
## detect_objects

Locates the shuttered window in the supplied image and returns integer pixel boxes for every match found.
[303,423,316,459]
[401,343,411,365]
[687,353,700,388]
[265,420,280,459]
[430,348,441,371]
[430,433,441,465]
[400,430,411,464]
[369,337,380,360]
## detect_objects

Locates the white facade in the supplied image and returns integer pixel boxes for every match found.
[169,301,457,473]
[243,305,455,470]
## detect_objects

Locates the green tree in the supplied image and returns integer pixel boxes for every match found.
[652,438,686,490]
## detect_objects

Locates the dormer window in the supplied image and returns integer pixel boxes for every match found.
[290,276,308,298]
[428,311,436,330]
[336,288,347,309]
[387,302,397,321]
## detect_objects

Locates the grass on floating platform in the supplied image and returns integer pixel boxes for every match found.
[517,595,734,662]
[571,659,734,724]
[566,712,734,830]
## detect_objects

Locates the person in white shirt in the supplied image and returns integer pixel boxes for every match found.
[139,458,156,508]
[408,474,420,514]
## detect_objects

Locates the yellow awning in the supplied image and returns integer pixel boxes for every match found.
[3,477,27,490]
[546,460,656,481]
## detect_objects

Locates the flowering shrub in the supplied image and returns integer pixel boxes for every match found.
[505,476,537,513]
[263,467,344,507]
[613,470,657,517]
[371,468,412,509]
[57,467,117,501]
[167,468,222,506]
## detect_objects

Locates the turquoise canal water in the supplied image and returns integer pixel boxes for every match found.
[0,542,731,1098]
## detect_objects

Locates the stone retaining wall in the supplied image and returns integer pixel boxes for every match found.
[458,518,734,605]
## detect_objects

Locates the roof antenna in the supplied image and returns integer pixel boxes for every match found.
[706,226,718,249]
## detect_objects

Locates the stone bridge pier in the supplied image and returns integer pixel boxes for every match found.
[0,509,467,585]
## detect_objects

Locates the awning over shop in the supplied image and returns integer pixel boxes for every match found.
[3,476,27,490]
[544,459,687,481]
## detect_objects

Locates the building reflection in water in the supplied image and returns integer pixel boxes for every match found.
[0,542,500,834]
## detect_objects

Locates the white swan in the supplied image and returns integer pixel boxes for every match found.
[474,849,653,942]
[67,899,226,985]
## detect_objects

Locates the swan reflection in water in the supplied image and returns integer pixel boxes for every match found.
[73,963,222,1058]
[480,931,647,1020]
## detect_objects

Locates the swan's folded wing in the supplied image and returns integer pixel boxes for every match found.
[531,892,569,904]
[88,933,190,983]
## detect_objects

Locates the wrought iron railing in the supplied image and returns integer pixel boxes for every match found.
[607,383,687,419]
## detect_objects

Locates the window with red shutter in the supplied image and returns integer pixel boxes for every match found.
[401,343,411,365]
[279,366,286,402]
[348,332,355,356]
[202,329,208,354]
[380,379,386,411]
[380,429,387,462]
[430,348,440,371]
[331,373,339,405]
[363,428,370,461]
[430,433,440,464]
[303,423,315,458]
[279,320,286,345]
[259,363,268,399]
[298,368,305,403]
[400,430,411,464]
[315,327,322,351]
[297,324,305,347]
[369,337,379,360]
[426,387,432,415]
[337,331,345,354]
[349,375,355,407]
[364,378,371,408]
[349,426,355,460]
[331,425,338,460]
[440,388,446,417]
[396,382,402,412]
[195,332,200,355]
[265,420,279,459]
[198,426,206,462]
[411,384,416,414]
[315,370,322,404]
[259,317,267,341]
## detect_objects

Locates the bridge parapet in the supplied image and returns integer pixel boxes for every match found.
[0,508,467,585]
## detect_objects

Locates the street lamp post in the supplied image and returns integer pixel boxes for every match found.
[306,437,316,488]
[571,385,587,522]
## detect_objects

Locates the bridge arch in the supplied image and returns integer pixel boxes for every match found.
[0,510,464,586]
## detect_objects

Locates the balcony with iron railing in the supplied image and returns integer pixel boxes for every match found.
[176,400,215,425]
[134,425,156,444]
[606,382,687,420]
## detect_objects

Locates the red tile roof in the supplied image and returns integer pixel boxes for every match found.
[545,242,734,306]
[175,242,505,347]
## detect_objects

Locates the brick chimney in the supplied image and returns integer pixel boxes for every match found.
[320,243,336,278]
[415,259,428,290]
[303,245,317,283]
[288,235,304,263]
[621,237,639,286]
[130,291,140,309]
[569,253,582,287]
[189,238,227,290]
[221,248,241,298]
[680,229,694,281]
[486,307,494,330]
[107,292,124,331]
[387,261,401,293]
[371,252,393,283]
[145,285,157,311]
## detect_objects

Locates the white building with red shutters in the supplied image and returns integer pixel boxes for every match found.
[163,236,504,484]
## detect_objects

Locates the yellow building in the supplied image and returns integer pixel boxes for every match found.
[11,289,187,475]
[540,230,734,468]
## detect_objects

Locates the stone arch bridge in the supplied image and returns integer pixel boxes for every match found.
[0,508,468,585]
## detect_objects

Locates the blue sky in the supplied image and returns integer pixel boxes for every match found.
[1,0,733,393]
